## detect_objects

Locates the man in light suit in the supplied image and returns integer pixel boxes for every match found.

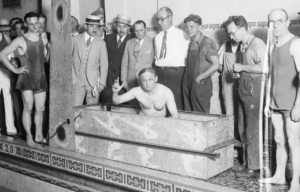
[100,15,133,104]
[121,20,154,91]
[72,15,108,106]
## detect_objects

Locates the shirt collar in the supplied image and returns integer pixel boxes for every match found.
[190,33,203,47]
[84,31,94,42]
[165,25,175,33]
[241,34,254,52]
[117,34,127,42]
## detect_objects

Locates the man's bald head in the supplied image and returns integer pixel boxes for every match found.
[268,8,289,20]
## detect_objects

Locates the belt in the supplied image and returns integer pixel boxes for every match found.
[156,66,184,70]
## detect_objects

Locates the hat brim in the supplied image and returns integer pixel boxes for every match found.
[85,22,105,26]
[0,27,11,31]
[115,21,131,26]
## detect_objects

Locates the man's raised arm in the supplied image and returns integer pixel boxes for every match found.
[112,77,135,104]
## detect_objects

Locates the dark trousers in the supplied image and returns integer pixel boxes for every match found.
[156,66,184,110]
[182,77,212,113]
[238,74,262,170]
[0,92,5,131]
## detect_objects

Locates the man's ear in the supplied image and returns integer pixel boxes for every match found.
[286,20,291,27]
[155,76,158,82]
[24,23,28,27]
[84,24,87,30]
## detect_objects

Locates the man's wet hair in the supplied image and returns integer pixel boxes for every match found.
[184,14,202,25]
[24,12,39,24]
[222,15,248,31]
[138,67,157,77]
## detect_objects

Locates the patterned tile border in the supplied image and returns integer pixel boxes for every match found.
[105,20,300,34]
[0,140,229,192]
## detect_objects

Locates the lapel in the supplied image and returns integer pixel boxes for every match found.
[110,33,118,58]
[77,33,85,61]
[138,36,151,59]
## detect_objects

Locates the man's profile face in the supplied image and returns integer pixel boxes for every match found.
[38,17,46,34]
[71,17,79,32]
[185,21,201,39]
[134,23,146,40]
[15,23,22,37]
[268,10,289,38]
[226,22,242,43]
[116,22,129,37]
[85,23,100,37]
[26,17,39,33]
[156,9,172,31]
[140,71,157,92]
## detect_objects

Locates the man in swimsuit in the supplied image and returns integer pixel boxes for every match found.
[0,12,49,146]
[260,9,300,192]
[112,67,178,118]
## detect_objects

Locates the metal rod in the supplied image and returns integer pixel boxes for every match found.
[75,131,220,159]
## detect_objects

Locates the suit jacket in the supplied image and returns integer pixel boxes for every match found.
[121,35,155,89]
[72,33,109,88]
[105,33,133,87]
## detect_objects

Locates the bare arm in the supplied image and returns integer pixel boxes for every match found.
[0,37,29,74]
[290,38,300,122]
[165,88,179,118]
[196,55,219,83]
[112,77,135,104]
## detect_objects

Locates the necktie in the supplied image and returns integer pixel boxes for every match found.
[133,40,141,58]
[159,31,167,59]
[86,36,91,47]
[117,37,122,48]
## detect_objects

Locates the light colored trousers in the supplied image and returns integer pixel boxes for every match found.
[0,67,16,133]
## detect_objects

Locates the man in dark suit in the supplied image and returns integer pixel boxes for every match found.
[100,14,133,103]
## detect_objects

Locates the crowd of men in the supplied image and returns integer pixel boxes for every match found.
[0,6,299,192]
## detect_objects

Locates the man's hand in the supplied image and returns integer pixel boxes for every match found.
[291,105,300,122]
[122,80,129,91]
[112,77,125,93]
[233,63,243,72]
[195,75,203,84]
[97,84,105,92]
[264,106,271,118]
[14,66,29,74]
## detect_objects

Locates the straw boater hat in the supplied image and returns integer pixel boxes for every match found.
[85,15,103,25]
[115,14,131,25]
[0,18,11,31]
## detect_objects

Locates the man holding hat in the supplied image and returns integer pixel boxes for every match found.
[100,14,133,104]
[0,18,17,136]
[72,15,108,106]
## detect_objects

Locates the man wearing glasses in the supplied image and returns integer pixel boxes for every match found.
[72,15,108,107]
[0,12,50,146]
[154,7,190,111]
[260,9,300,192]
[100,15,132,104]
[223,15,266,177]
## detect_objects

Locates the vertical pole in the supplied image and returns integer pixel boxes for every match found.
[49,0,75,151]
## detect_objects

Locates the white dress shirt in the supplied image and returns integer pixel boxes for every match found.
[155,25,190,67]
[84,32,94,44]
[117,34,127,43]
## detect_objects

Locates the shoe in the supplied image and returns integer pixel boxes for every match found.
[235,169,255,178]
[232,164,246,172]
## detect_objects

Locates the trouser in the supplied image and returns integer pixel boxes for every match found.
[156,66,184,110]
[182,77,212,113]
[74,72,99,106]
[238,74,262,170]
[0,67,17,133]
[222,77,244,140]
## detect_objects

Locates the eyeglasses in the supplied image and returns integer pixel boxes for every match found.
[156,15,170,22]
[269,19,287,27]
[228,27,241,37]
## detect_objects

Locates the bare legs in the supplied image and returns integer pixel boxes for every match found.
[21,90,46,146]
[260,113,300,192]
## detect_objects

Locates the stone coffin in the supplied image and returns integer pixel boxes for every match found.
[74,104,234,180]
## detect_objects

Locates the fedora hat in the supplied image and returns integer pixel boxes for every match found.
[85,15,102,25]
[115,14,131,25]
[0,18,11,31]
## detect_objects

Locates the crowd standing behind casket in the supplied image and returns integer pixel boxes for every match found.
[0,6,300,192]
